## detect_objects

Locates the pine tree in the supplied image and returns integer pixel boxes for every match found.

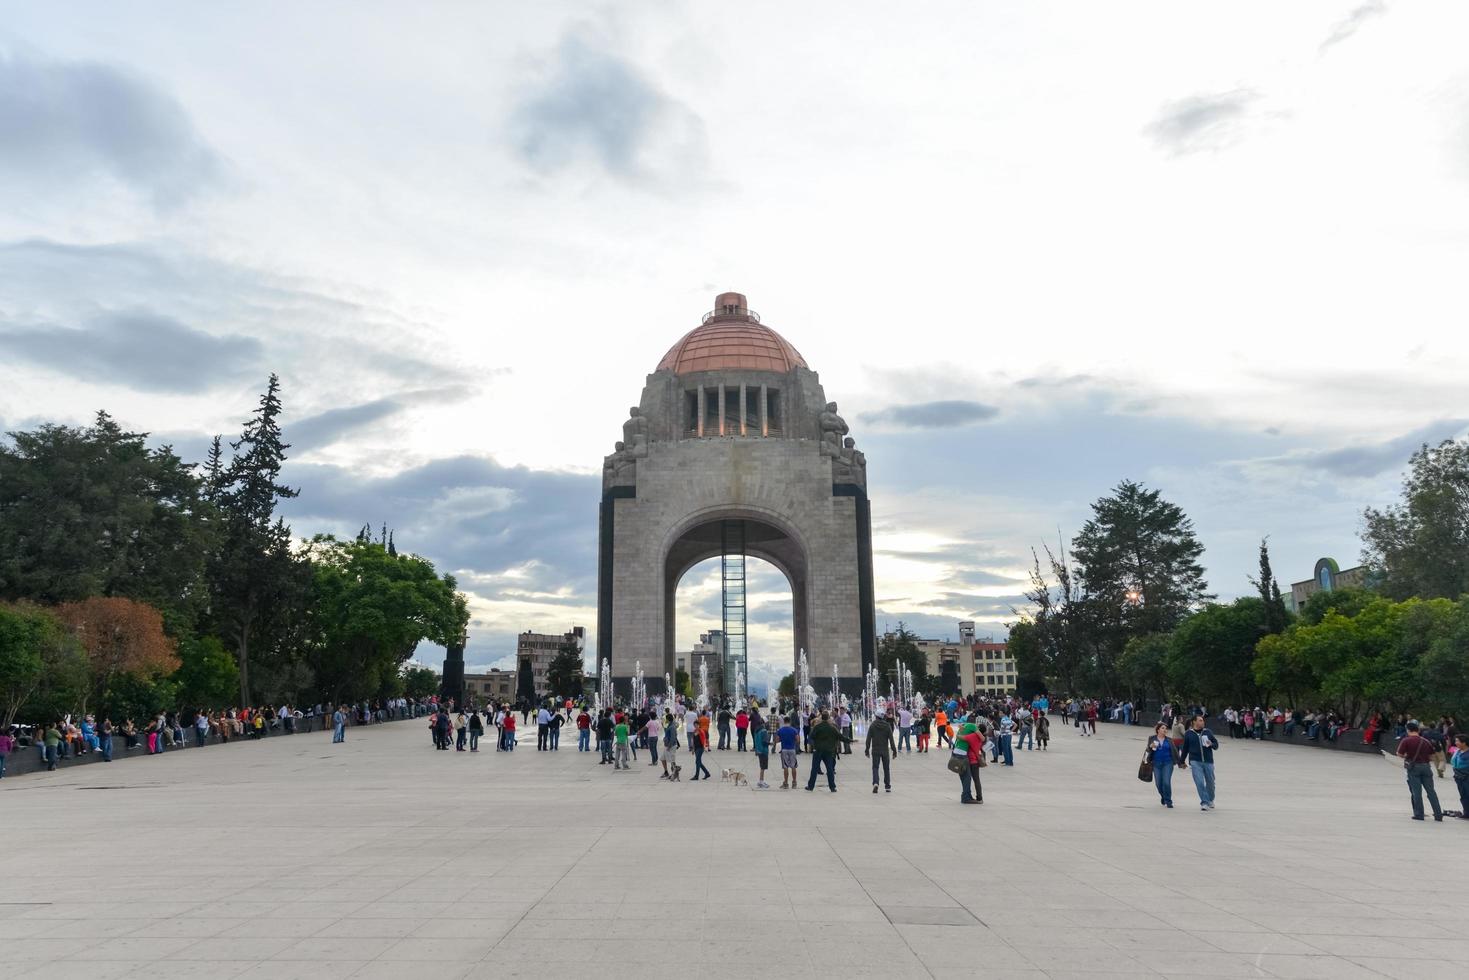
[210,375,307,705]
[1251,537,1290,635]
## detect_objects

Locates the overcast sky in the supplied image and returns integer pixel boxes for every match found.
[3,2,1467,691]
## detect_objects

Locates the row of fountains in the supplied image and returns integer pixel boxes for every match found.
[588,650,925,742]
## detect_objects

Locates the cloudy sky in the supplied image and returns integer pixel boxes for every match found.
[3,2,1467,691]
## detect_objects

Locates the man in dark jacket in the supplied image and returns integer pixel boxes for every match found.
[804,711,848,793]
[1183,715,1220,811]
[865,710,898,794]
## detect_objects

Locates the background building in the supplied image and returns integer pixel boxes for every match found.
[463,669,515,705]
[679,630,726,695]
[517,625,585,699]
[893,620,1016,696]
[1288,557,1368,613]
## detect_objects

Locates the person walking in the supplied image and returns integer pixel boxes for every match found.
[954,722,984,804]
[897,706,913,753]
[866,709,898,793]
[1451,733,1469,819]
[716,706,732,750]
[804,710,847,792]
[99,717,115,762]
[690,720,712,781]
[576,708,591,751]
[1169,716,1188,768]
[1146,723,1175,808]
[596,711,615,765]
[1036,711,1050,750]
[455,711,468,751]
[642,713,661,766]
[753,721,771,788]
[1183,714,1219,811]
[1395,720,1444,821]
[934,709,951,749]
[536,705,551,751]
[776,716,800,789]
[332,705,347,743]
[997,713,1015,766]
[839,706,854,755]
[548,708,563,750]
[660,722,680,780]
[735,708,750,751]
[468,710,483,752]
[502,709,517,750]
[916,711,931,753]
[43,722,63,770]
[0,727,13,778]
[612,716,631,770]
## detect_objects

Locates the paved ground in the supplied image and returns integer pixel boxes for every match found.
[3,717,1467,980]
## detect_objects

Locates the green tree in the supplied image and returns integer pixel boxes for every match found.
[776,672,794,699]
[1419,598,1469,719]
[172,634,240,709]
[208,375,311,704]
[1070,481,1211,688]
[1117,632,1170,705]
[1005,619,1049,698]
[1299,586,1375,626]
[401,664,440,700]
[677,668,692,698]
[1019,544,1097,695]
[304,535,467,702]
[1251,538,1291,635]
[1363,436,1469,601]
[877,622,926,689]
[0,602,87,726]
[1164,598,1266,705]
[545,642,586,700]
[0,413,212,624]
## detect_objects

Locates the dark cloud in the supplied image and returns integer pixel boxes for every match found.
[1270,419,1469,478]
[1321,1,1387,52]
[508,28,707,182]
[1144,89,1260,156]
[288,387,474,451]
[0,239,476,394]
[1,311,262,393]
[0,49,221,210]
[859,400,1000,430]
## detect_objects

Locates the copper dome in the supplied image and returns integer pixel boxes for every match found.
[657,292,808,375]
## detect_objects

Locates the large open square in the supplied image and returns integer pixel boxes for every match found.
[4,722,1466,980]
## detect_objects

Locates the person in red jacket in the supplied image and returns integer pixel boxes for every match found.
[576,709,592,752]
[1396,720,1443,821]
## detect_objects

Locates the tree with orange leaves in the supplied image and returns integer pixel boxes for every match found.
[54,597,179,714]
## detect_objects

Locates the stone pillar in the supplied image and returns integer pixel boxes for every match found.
[696,387,704,438]
[718,384,726,437]
[760,384,768,437]
[739,385,747,436]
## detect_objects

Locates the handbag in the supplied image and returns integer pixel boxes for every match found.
[947,752,968,774]
[1138,755,1153,782]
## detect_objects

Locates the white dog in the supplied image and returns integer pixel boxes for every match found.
[721,768,748,787]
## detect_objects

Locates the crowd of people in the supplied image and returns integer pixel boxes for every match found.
[416,692,1077,806]
[0,698,431,776]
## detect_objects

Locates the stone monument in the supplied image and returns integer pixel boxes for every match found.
[596,292,876,693]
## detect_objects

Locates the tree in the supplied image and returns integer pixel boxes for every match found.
[1117,633,1170,705]
[1005,620,1048,699]
[208,375,310,705]
[53,596,179,714]
[402,665,440,700]
[1363,436,1469,601]
[1164,599,1266,706]
[172,634,239,709]
[0,602,87,727]
[1419,598,1469,719]
[0,413,212,625]
[677,668,692,698]
[776,672,794,699]
[1251,538,1291,635]
[1017,543,1096,695]
[877,623,926,688]
[545,643,586,700]
[1070,481,1212,687]
[304,535,467,702]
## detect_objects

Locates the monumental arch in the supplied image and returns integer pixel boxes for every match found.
[597,292,876,693]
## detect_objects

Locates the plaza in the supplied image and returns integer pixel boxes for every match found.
[4,720,1466,980]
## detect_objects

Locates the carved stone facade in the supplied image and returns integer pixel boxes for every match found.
[596,292,876,689]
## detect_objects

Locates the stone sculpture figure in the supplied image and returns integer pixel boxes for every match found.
[819,402,848,457]
[623,407,649,457]
[833,435,867,485]
[604,441,637,487]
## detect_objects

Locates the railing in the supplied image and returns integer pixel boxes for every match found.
[702,307,761,323]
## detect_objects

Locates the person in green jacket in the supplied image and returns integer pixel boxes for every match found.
[43,723,63,771]
[804,710,849,792]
